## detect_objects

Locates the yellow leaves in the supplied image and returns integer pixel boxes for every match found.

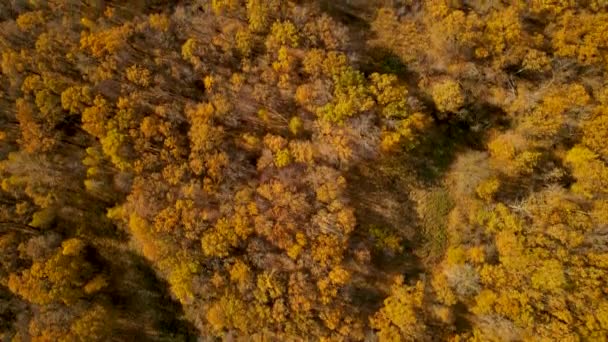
[425,0,450,20]
[129,213,166,262]
[68,304,112,341]
[83,275,108,295]
[257,108,271,122]
[381,112,430,152]
[318,266,352,306]
[486,203,523,233]
[203,75,215,92]
[336,207,356,235]
[328,266,350,285]
[475,178,500,202]
[370,8,422,64]
[21,75,42,95]
[101,129,130,171]
[168,259,199,304]
[181,38,198,60]
[263,133,287,153]
[522,49,551,72]
[531,260,565,292]
[272,47,295,88]
[323,52,350,78]
[266,21,299,50]
[432,272,457,306]
[431,79,464,113]
[288,116,303,135]
[149,13,170,32]
[187,103,224,155]
[274,148,292,168]
[367,225,403,254]
[61,238,85,256]
[496,291,534,326]
[487,132,541,175]
[201,217,239,257]
[565,145,608,198]
[231,27,251,57]
[207,293,250,333]
[256,180,285,201]
[484,6,523,55]
[553,11,608,65]
[596,301,608,330]
[527,188,593,233]
[233,212,253,239]
[61,85,92,114]
[126,65,151,87]
[472,289,497,315]
[530,0,574,15]
[211,0,239,15]
[318,68,374,123]
[304,14,345,50]
[513,151,542,175]
[495,230,524,260]
[380,131,402,152]
[230,260,251,287]
[30,208,55,229]
[80,25,130,58]
[15,98,55,153]
[581,106,608,159]
[591,200,608,224]
[246,0,277,32]
[261,134,295,167]
[429,8,481,56]
[9,245,95,306]
[154,199,195,235]
[302,49,326,77]
[316,176,346,203]
[446,246,466,265]
[16,11,45,31]
[319,308,342,331]
[370,278,426,340]
[369,73,405,105]
[255,271,284,303]
[467,246,486,264]
[312,234,344,268]
[287,232,307,259]
[206,151,229,181]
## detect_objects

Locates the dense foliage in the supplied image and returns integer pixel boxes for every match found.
[1,0,607,340]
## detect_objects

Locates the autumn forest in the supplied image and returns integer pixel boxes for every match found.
[1,0,608,340]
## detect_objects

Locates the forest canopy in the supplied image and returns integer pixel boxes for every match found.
[1,0,608,341]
